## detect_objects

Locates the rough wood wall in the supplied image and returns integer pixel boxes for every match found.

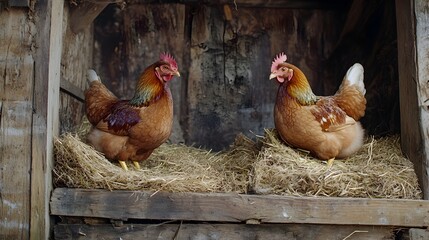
[93,0,400,151]
[0,8,35,239]
[59,2,93,133]
[396,0,429,199]
[94,3,349,150]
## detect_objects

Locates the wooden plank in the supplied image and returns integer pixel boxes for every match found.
[60,78,85,102]
[413,0,429,199]
[30,0,64,239]
[395,0,429,199]
[50,188,429,227]
[60,2,93,134]
[53,223,394,240]
[70,1,109,33]
[0,8,35,239]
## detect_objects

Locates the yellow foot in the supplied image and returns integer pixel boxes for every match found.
[326,158,335,168]
[119,160,128,171]
[133,161,141,170]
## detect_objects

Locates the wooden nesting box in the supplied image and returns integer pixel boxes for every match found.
[1,0,429,239]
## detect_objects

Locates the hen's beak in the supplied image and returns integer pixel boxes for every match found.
[269,72,277,80]
[173,70,181,77]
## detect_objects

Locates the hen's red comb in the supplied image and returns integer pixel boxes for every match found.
[160,52,178,69]
[271,52,287,72]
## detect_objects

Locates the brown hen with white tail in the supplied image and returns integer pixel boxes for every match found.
[269,53,366,166]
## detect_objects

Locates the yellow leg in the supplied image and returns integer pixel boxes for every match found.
[119,160,128,171]
[133,161,141,170]
[326,158,335,168]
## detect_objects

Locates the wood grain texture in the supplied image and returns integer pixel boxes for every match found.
[69,2,109,34]
[50,188,429,227]
[396,0,429,199]
[0,8,35,240]
[30,0,63,239]
[185,6,343,150]
[414,0,429,200]
[53,223,394,240]
[59,2,93,133]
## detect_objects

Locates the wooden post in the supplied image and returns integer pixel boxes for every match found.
[31,0,63,238]
[0,9,34,239]
[396,0,429,199]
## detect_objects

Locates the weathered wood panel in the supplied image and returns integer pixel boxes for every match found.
[59,1,94,134]
[31,0,63,238]
[186,6,343,150]
[50,188,429,227]
[94,1,400,151]
[53,223,394,240]
[0,8,35,239]
[396,0,429,199]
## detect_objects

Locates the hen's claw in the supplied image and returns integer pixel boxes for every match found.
[133,161,141,170]
[119,161,128,171]
[326,158,335,168]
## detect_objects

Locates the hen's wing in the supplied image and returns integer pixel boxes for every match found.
[311,97,355,132]
[85,80,119,126]
[95,101,142,136]
[85,70,142,136]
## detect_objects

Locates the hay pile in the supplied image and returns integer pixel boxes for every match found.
[252,130,422,199]
[54,133,254,193]
[53,127,422,199]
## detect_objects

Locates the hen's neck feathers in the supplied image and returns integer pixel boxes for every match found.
[129,63,166,107]
[283,63,317,105]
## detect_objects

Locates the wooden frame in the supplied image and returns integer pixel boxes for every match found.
[396,0,429,199]
[51,188,429,227]
[1,0,429,238]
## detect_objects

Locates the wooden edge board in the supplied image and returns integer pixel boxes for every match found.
[60,78,85,102]
[53,223,396,240]
[50,188,429,227]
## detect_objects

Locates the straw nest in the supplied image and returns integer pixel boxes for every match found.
[54,124,422,199]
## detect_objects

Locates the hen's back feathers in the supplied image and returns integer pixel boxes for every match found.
[344,63,365,95]
[85,70,119,126]
[334,63,366,121]
[87,69,101,84]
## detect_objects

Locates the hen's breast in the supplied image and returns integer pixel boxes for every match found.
[129,90,173,149]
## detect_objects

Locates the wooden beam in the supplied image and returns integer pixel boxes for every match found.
[69,1,109,34]
[53,223,394,240]
[395,0,429,199]
[50,188,429,227]
[60,78,85,102]
[31,0,64,239]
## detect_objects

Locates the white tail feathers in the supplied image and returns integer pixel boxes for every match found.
[344,63,365,95]
[87,69,101,84]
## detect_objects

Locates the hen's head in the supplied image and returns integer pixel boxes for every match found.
[269,52,293,83]
[155,52,180,82]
